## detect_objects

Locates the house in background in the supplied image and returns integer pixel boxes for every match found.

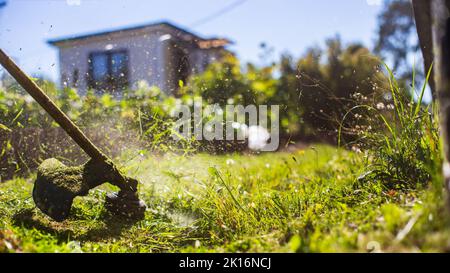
[48,21,231,96]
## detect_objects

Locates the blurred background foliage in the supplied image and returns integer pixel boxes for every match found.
[1,37,392,137]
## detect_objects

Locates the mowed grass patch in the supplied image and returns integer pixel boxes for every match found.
[0,145,449,253]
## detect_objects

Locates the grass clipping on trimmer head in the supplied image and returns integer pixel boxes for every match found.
[33,158,146,222]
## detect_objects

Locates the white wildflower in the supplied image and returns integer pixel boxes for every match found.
[376,102,385,110]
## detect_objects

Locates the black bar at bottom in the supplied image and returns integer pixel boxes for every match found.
[2,253,448,272]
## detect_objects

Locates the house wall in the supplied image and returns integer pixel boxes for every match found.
[56,25,226,96]
[58,28,168,96]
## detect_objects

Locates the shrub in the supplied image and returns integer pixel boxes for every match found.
[343,65,441,190]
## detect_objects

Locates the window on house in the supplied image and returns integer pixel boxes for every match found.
[88,50,129,92]
[110,52,128,89]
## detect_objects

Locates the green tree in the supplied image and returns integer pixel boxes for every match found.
[295,37,389,141]
[187,53,253,106]
[375,0,418,78]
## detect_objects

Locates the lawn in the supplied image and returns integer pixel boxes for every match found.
[1,145,449,253]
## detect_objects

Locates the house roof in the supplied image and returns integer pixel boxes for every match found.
[48,21,232,49]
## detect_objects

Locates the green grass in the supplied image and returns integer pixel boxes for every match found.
[1,145,449,253]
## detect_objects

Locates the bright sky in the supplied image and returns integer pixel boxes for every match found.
[0,0,383,82]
